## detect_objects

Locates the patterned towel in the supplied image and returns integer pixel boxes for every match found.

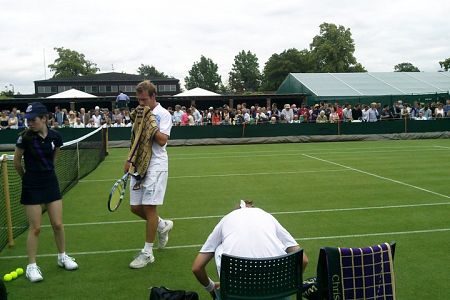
[128,106,158,189]
[316,242,396,300]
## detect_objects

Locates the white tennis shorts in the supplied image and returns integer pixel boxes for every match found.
[129,171,168,206]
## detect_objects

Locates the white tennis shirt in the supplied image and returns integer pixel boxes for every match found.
[200,207,298,258]
[149,103,172,171]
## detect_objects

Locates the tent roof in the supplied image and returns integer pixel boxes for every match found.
[174,87,220,97]
[46,88,97,98]
[277,72,450,97]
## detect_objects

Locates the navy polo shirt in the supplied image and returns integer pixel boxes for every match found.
[16,129,63,172]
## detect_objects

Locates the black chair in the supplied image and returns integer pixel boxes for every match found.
[316,242,396,300]
[218,249,303,300]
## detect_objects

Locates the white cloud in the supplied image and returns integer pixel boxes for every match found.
[1,0,449,94]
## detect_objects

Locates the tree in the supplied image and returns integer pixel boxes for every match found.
[184,55,222,92]
[439,58,450,71]
[137,64,169,78]
[48,47,99,78]
[228,50,261,93]
[310,23,366,73]
[261,48,314,91]
[394,62,420,72]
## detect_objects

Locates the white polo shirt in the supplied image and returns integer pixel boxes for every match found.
[200,207,298,258]
[149,103,172,171]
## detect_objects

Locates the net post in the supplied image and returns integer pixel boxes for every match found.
[104,125,109,155]
[1,155,15,248]
[76,142,80,180]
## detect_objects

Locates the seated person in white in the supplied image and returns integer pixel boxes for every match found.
[192,200,309,298]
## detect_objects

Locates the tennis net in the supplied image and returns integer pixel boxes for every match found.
[0,126,107,252]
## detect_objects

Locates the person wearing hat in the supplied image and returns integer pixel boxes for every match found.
[13,102,78,283]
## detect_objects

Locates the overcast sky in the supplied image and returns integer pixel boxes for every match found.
[1,0,449,94]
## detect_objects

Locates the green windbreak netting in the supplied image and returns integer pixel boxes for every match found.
[0,126,107,252]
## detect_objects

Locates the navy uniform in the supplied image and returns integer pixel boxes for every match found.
[16,127,63,205]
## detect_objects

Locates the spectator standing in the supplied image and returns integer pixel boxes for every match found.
[172,105,183,126]
[367,102,379,122]
[8,110,19,129]
[342,104,353,122]
[116,90,130,110]
[91,107,103,128]
[281,104,294,123]
[73,118,85,128]
[410,102,420,119]
[191,105,202,125]
[329,106,340,123]
[443,99,450,117]
[361,105,369,122]
[68,111,77,127]
[435,103,445,118]
[380,105,393,120]
[53,106,67,126]
[352,104,362,121]
[0,111,9,129]
[78,108,90,125]
[316,110,328,123]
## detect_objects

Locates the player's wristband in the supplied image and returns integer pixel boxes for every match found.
[204,278,215,292]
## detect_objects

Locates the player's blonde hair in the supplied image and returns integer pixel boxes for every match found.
[136,80,156,96]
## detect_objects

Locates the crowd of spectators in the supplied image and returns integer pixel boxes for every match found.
[0,99,449,130]
[167,99,450,126]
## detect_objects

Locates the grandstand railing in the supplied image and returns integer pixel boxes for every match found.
[0,126,107,252]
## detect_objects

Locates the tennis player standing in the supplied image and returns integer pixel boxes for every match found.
[13,102,78,283]
[124,80,173,269]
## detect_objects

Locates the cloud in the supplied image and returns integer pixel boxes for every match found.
[1,0,449,94]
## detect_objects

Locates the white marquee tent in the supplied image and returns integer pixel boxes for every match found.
[46,88,97,98]
[174,87,220,97]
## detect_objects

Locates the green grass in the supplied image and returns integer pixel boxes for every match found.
[1,139,450,299]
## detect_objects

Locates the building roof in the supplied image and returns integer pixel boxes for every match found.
[277,72,450,97]
[174,87,221,97]
[35,72,177,83]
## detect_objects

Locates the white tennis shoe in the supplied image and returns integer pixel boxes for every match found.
[158,220,173,249]
[58,254,78,270]
[26,264,43,283]
[129,252,155,269]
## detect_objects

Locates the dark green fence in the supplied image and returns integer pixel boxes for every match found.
[1,119,449,145]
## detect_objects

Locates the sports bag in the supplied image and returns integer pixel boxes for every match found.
[149,286,199,300]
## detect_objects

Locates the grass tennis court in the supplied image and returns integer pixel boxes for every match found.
[1,139,449,299]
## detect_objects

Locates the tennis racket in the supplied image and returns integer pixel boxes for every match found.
[107,173,129,212]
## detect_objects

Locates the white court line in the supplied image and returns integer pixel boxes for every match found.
[166,145,442,157]
[28,201,448,228]
[302,154,450,199]
[79,169,350,183]
[1,227,449,260]
[434,145,450,149]
[103,147,447,162]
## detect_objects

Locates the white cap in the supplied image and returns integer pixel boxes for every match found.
[95,106,100,110]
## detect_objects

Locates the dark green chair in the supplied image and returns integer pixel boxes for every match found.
[217,249,303,300]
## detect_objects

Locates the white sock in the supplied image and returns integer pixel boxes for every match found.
[157,217,165,232]
[143,243,153,255]
[58,252,66,260]
[28,262,37,268]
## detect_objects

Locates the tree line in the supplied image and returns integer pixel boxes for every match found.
[45,22,450,95]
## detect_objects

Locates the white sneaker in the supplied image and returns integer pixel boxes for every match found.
[58,254,79,270]
[26,264,43,283]
[158,220,173,249]
[129,251,155,269]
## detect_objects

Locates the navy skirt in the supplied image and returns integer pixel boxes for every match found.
[21,171,62,205]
